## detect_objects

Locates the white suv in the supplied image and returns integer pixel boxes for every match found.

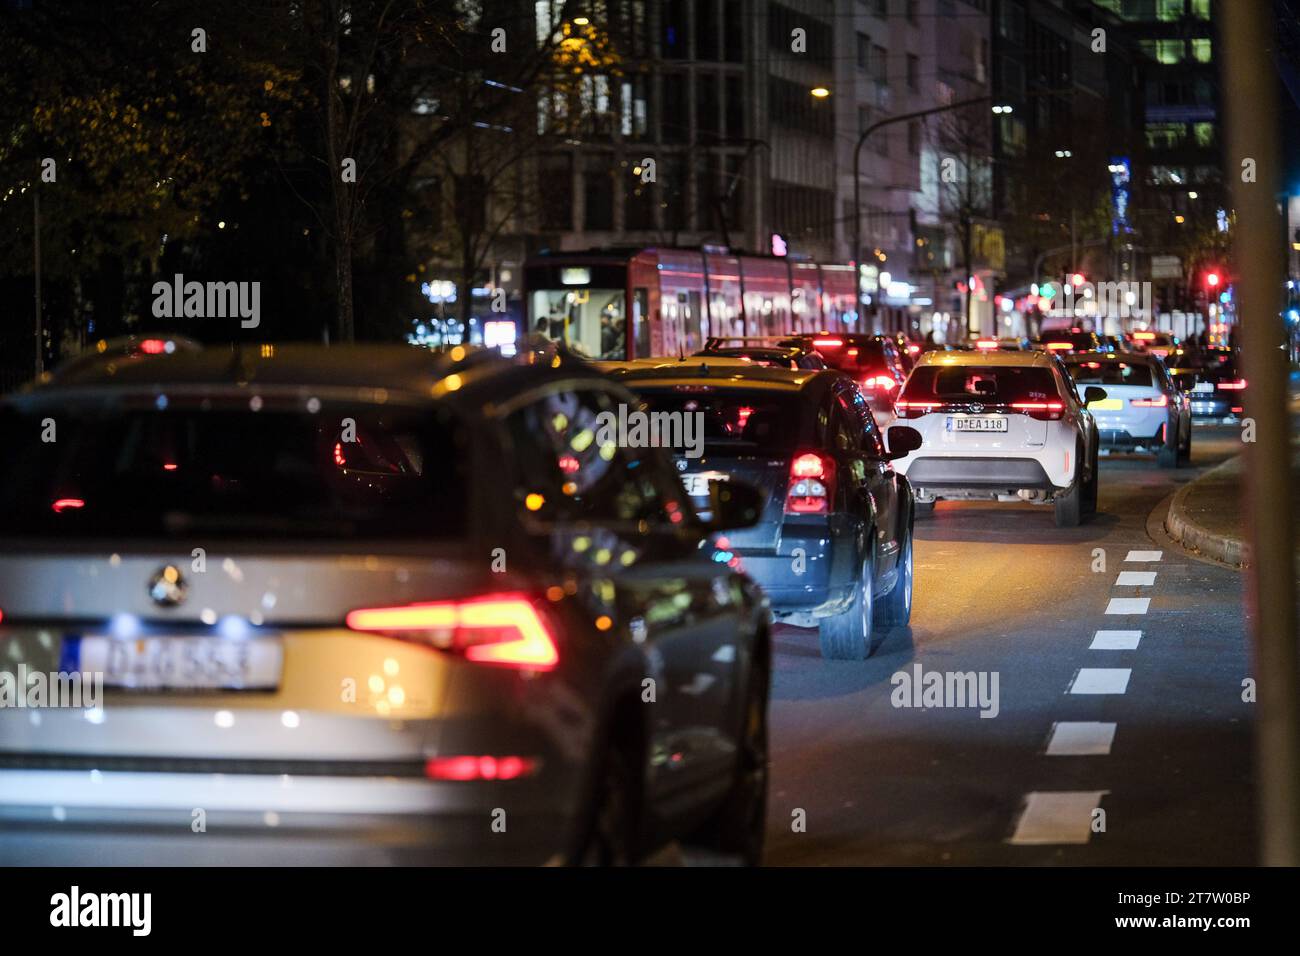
[884,350,1103,527]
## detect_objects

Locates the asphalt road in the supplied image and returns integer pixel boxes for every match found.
[763,425,1256,865]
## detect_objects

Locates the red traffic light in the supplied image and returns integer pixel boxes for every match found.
[1205,272,1220,288]
[1069,273,1085,287]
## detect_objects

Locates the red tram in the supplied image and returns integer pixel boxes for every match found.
[523,246,861,360]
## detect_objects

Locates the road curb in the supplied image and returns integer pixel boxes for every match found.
[1163,457,1249,569]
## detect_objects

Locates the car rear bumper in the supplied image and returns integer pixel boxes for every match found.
[0,767,572,865]
[904,456,1056,492]
[736,521,860,616]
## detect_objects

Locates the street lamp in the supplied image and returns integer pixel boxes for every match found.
[811,87,830,98]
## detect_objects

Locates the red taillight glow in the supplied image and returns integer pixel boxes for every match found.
[51,498,85,513]
[424,755,539,781]
[333,442,346,467]
[975,339,998,350]
[908,344,921,354]
[138,339,166,355]
[1011,400,1064,421]
[736,406,754,430]
[1217,379,1247,390]
[813,338,843,348]
[860,375,898,391]
[346,594,559,671]
[1130,395,1168,407]
[786,452,835,514]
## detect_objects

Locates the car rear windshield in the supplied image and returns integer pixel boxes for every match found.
[628,388,802,457]
[809,341,891,371]
[0,398,469,540]
[900,366,1062,404]
[1041,332,1098,349]
[1067,361,1154,387]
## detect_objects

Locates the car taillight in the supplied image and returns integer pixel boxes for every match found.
[345,594,559,671]
[425,755,540,781]
[975,339,998,351]
[786,451,836,514]
[1010,401,1065,421]
[1130,395,1168,407]
[860,375,898,391]
[894,399,941,419]
[1217,379,1247,390]
[1045,342,1072,351]
[813,338,843,348]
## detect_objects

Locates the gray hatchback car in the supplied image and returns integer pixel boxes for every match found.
[0,343,771,865]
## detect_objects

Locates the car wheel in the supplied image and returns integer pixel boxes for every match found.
[818,548,878,659]
[874,523,914,627]
[1084,445,1100,516]
[1054,446,1084,528]
[1177,422,1192,466]
[688,649,769,865]
[569,733,641,866]
[1156,423,1178,468]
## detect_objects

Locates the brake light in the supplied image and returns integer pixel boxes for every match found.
[425,755,539,781]
[846,348,859,357]
[860,375,898,391]
[975,339,998,350]
[1130,395,1168,407]
[51,498,85,513]
[813,338,843,348]
[1133,331,1156,341]
[895,399,941,419]
[1010,400,1064,421]
[786,452,836,514]
[138,339,167,355]
[1046,342,1072,351]
[346,594,558,671]
[1217,379,1247,390]
[908,344,921,354]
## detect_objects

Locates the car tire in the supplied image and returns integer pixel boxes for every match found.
[688,648,769,865]
[874,523,914,627]
[818,548,879,659]
[913,499,936,517]
[1156,422,1178,468]
[1084,445,1100,516]
[1054,473,1084,528]
[569,728,642,866]
[1177,422,1192,466]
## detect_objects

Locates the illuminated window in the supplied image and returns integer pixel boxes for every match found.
[1191,38,1212,63]
[1156,39,1184,64]
[1157,0,1184,21]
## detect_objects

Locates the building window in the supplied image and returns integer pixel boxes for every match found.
[1191,38,1212,63]
[1157,0,1184,21]
[857,33,871,72]
[538,153,573,231]
[663,0,689,59]
[872,44,887,84]
[908,120,920,155]
[1191,0,1210,19]
[907,0,918,24]
[1193,122,1215,148]
[725,76,744,139]
[907,53,919,90]
[697,72,720,139]
[695,0,719,60]
[724,0,744,62]
[1145,122,1186,150]
[662,73,688,143]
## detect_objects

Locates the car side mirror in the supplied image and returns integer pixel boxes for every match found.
[700,479,764,532]
[884,425,923,460]
[1084,386,1108,405]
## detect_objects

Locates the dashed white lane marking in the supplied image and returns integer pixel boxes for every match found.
[1069,668,1132,694]
[1046,721,1117,756]
[1125,550,1163,562]
[1091,629,1142,650]
[1106,597,1150,615]
[1009,791,1109,845]
[1115,571,1157,586]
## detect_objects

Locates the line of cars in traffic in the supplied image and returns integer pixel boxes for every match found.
[0,324,1226,867]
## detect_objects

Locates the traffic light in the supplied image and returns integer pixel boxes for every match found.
[1205,271,1220,289]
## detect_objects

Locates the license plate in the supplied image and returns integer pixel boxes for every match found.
[65,635,284,691]
[681,472,728,496]
[1090,398,1123,411]
[946,416,1008,432]
[1193,382,1214,393]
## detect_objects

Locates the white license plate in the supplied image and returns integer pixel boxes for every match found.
[1193,382,1214,393]
[68,635,284,691]
[947,416,1008,432]
[681,472,728,496]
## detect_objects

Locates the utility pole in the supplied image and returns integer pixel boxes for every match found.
[1222,1,1300,866]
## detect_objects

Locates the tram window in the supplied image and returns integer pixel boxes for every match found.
[633,288,649,358]
[529,287,627,360]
